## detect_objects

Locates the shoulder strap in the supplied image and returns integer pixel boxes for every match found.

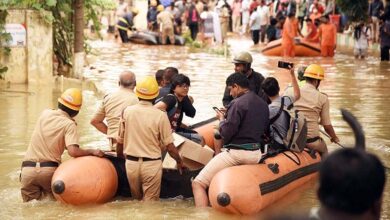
[165,94,178,112]
[270,97,285,124]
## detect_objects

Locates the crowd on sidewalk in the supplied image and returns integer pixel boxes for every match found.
[103,0,390,60]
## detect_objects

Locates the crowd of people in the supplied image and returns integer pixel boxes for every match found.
[20,50,387,218]
[108,0,390,60]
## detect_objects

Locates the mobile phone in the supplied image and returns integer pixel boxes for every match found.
[278,61,294,69]
[213,107,224,115]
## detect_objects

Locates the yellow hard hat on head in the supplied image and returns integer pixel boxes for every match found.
[232,51,253,64]
[135,76,159,100]
[304,64,325,80]
[132,8,139,16]
[58,88,82,111]
[157,5,164,12]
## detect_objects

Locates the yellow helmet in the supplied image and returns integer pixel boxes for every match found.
[132,8,139,16]
[232,51,253,64]
[303,64,325,80]
[58,88,82,111]
[157,5,164,12]
[151,0,157,7]
[135,76,159,100]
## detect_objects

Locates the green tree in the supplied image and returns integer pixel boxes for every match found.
[336,0,369,22]
[0,0,116,78]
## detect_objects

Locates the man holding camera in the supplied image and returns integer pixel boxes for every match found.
[261,62,300,150]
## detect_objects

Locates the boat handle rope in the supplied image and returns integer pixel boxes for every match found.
[282,150,301,166]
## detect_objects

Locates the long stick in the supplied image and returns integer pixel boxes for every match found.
[319,130,346,148]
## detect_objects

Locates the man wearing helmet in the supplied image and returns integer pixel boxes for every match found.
[294,64,339,155]
[116,76,184,201]
[116,8,139,43]
[20,88,104,202]
[222,51,268,107]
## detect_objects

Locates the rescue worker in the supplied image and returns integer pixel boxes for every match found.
[192,73,269,207]
[20,88,104,202]
[116,8,139,43]
[116,76,184,201]
[157,5,175,45]
[316,15,337,57]
[294,64,339,156]
[222,51,267,107]
[90,71,138,151]
[281,10,299,57]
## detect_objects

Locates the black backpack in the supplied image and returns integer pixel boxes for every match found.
[269,97,308,153]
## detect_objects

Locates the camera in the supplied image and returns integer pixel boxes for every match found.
[278,61,294,69]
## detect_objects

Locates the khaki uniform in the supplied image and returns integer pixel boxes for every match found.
[21,109,79,202]
[92,88,138,150]
[157,11,175,45]
[117,101,173,200]
[294,83,331,154]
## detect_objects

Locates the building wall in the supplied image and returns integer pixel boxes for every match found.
[4,10,53,84]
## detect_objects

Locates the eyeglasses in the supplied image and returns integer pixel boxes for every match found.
[178,84,190,89]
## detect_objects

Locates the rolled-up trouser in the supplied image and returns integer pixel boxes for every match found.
[125,158,162,201]
[306,137,328,156]
[20,166,57,202]
[193,148,262,187]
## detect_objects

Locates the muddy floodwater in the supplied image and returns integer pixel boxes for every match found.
[1,36,389,219]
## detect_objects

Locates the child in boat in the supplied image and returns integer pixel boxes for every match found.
[154,74,204,145]
[305,17,319,43]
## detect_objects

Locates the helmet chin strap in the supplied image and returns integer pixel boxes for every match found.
[244,64,251,76]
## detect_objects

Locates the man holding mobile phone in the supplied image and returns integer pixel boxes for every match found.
[192,73,269,207]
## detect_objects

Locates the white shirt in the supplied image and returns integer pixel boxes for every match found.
[258,5,270,26]
[250,11,261,30]
[354,26,371,49]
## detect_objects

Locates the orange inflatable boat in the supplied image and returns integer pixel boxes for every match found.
[208,150,321,215]
[49,119,215,205]
[51,118,320,210]
[51,156,118,205]
[261,38,321,57]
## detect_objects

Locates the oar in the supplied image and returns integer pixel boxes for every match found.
[188,117,217,129]
[319,129,346,149]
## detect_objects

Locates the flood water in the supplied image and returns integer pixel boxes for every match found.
[1,36,390,219]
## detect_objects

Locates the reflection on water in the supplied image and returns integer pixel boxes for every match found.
[0,36,389,219]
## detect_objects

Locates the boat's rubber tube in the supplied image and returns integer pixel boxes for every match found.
[262,38,321,57]
[208,150,321,215]
[51,156,118,205]
[128,31,185,46]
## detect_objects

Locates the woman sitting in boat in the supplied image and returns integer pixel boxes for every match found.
[305,17,319,43]
[155,73,204,144]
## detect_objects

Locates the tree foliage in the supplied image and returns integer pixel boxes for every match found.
[336,0,369,23]
[0,0,116,77]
